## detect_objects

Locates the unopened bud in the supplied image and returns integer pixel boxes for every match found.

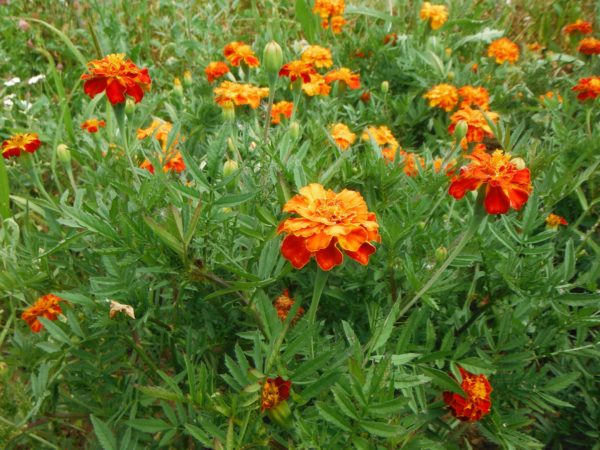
[223,159,239,178]
[173,77,183,96]
[289,121,300,139]
[445,48,452,57]
[435,246,447,262]
[227,137,236,153]
[447,71,455,81]
[183,70,192,86]
[125,98,135,115]
[381,81,389,94]
[263,41,283,76]
[222,104,235,121]
[267,400,292,428]
[417,221,426,230]
[454,120,468,141]
[510,157,526,170]
[56,144,71,165]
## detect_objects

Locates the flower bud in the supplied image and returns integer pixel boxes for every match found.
[222,103,235,121]
[381,81,389,94]
[267,400,292,428]
[125,98,135,115]
[445,47,452,57]
[289,121,300,139]
[510,157,526,170]
[223,159,239,178]
[435,246,448,262]
[227,137,236,153]
[447,71,455,80]
[263,41,283,76]
[56,144,71,165]
[183,70,192,86]
[417,221,426,230]
[173,77,183,96]
[454,120,468,142]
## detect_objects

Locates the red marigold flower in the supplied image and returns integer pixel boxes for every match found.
[423,83,459,112]
[81,118,106,133]
[449,150,532,215]
[81,53,151,105]
[563,19,593,35]
[2,132,41,159]
[457,86,490,110]
[383,32,398,45]
[572,76,600,101]
[21,294,63,333]
[273,290,305,324]
[420,2,448,30]
[302,45,333,68]
[205,61,230,83]
[443,367,493,422]
[223,41,259,67]
[324,68,360,90]
[577,37,600,55]
[449,107,499,150]
[546,213,568,229]
[277,183,380,271]
[279,60,316,83]
[471,63,479,73]
[330,123,356,150]
[261,376,291,411]
[271,101,294,125]
[487,38,520,64]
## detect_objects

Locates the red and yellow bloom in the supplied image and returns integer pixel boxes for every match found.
[21,294,63,333]
[487,38,520,64]
[223,42,259,67]
[205,61,230,83]
[330,123,356,150]
[278,184,380,271]
[273,290,304,324]
[81,53,151,104]
[572,76,600,101]
[301,73,331,97]
[443,367,492,422]
[546,213,568,229]
[577,37,600,55]
[449,107,499,150]
[449,150,532,215]
[279,60,316,83]
[81,118,106,133]
[2,132,41,159]
[302,45,333,68]
[563,20,593,35]
[271,101,294,125]
[213,81,269,109]
[423,83,458,112]
[419,2,448,30]
[261,376,291,411]
[324,68,361,90]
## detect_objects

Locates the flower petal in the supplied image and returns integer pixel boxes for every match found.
[281,235,312,269]
[484,185,510,214]
[315,240,343,271]
[345,242,376,265]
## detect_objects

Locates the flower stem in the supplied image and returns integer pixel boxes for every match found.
[112,102,140,185]
[308,269,329,358]
[0,156,11,222]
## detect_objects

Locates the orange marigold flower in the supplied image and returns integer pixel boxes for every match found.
[137,119,177,150]
[360,90,371,103]
[449,150,532,215]
[443,367,492,422]
[563,20,593,35]
[330,15,346,34]
[572,76,600,101]
[449,107,499,150]
[261,376,291,411]
[433,157,456,176]
[420,2,448,30]
[140,159,155,174]
[301,73,331,97]
[223,41,259,67]
[362,125,400,161]
[301,45,333,68]
[423,83,459,112]
[400,151,425,176]
[313,0,345,20]
[138,119,186,174]
[81,118,106,133]
[21,294,63,333]
[324,68,360,90]
[457,86,490,110]
[383,32,398,45]
[273,289,305,324]
[277,183,380,271]
[279,60,316,83]
[527,42,544,52]
[81,53,151,105]
[487,38,520,64]
[546,213,568,229]
[205,61,230,83]
[577,37,600,55]
[330,123,356,150]
[271,101,294,125]
[539,91,563,104]
[2,132,41,159]
[140,152,185,175]
[213,81,269,109]
[471,63,479,73]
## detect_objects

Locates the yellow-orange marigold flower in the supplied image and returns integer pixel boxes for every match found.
[443,367,492,422]
[423,83,458,112]
[433,157,457,176]
[324,67,360,90]
[223,41,259,67]
[539,91,563,104]
[487,38,520,64]
[277,183,380,271]
[137,119,178,150]
[21,294,63,333]
[449,107,499,150]
[527,42,544,53]
[330,123,356,150]
[546,213,568,229]
[301,73,331,97]
[81,53,151,104]
[362,125,400,161]
[271,101,294,125]
[261,376,291,411]
[578,37,600,55]
[279,60,316,83]
[563,20,593,35]
[138,119,185,174]
[213,81,269,109]
[401,151,425,176]
[81,118,106,133]
[572,76,600,101]
[420,2,448,30]
[205,61,230,83]
[273,290,304,324]
[458,86,490,110]
[301,45,333,68]
[330,15,346,34]
[2,132,41,159]
[313,0,344,20]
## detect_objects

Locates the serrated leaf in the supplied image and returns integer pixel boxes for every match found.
[90,415,117,450]
[316,402,353,432]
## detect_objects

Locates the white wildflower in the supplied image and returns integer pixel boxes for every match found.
[4,77,21,87]
[28,74,46,85]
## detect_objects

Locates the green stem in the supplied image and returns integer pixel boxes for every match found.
[0,156,11,221]
[24,153,56,205]
[308,269,329,358]
[263,80,276,142]
[112,102,141,185]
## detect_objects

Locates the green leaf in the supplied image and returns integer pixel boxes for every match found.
[38,317,71,346]
[453,27,504,49]
[184,424,212,446]
[214,191,257,208]
[128,418,173,434]
[90,415,117,450]
[562,239,575,281]
[369,300,400,352]
[295,0,317,42]
[544,372,580,393]
[144,216,185,257]
[420,367,465,396]
[136,385,184,402]
[359,420,402,438]
[316,402,353,432]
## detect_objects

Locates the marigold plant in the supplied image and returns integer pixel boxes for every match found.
[223,41,259,67]
[21,294,64,333]
[81,119,106,133]
[420,2,449,30]
[443,367,493,422]
[205,61,230,83]
[487,37,520,64]
[423,83,459,112]
[330,123,356,150]
[2,132,41,158]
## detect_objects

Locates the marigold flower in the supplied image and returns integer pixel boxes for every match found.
[546,213,568,229]
[487,38,520,64]
[301,73,331,97]
[383,32,398,45]
[443,367,492,422]
[271,101,294,125]
[205,61,230,83]
[223,41,259,67]
[433,157,456,176]
[449,150,531,215]
[362,125,400,161]
[324,68,360,90]
[313,0,345,20]
[273,290,304,324]
[577,37,600,55]
[138,119,185,174]
[420,2,448,30]
[21,294,63,333]
[563,19,593,35]
[449,107,499,150]
[471,63,478,73]
[279,60,316,83]
[213,81,269,109]
[457,86,490,110]
[401,151,425,176]
[423,83,459,112]
[137,119,178,150]
[81,53,151,104]
[81,118,106,133]
[527,42,544,53]
[572,76,600,101]
[330,123,356,150]
[301,45,333,68]
[2,132,41,159]
[539,91,563,104]
[277,183,380,271]
[330,15,346,34]
[261,376,291,411]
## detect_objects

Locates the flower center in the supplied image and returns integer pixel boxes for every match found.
[469,378,488,400]
[262,381,280,408]
[314,198,350,223]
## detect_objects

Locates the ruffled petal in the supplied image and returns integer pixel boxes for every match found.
[315,240,343,271]
[484,185,510,214]
[345,242,376,265]
[281,235,312,269]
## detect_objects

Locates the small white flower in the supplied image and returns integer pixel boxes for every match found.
[2,94,15,110]
[253,163,261,173]
[27,74,46,85]
[20,100,33,112]
[4,77,21,87]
